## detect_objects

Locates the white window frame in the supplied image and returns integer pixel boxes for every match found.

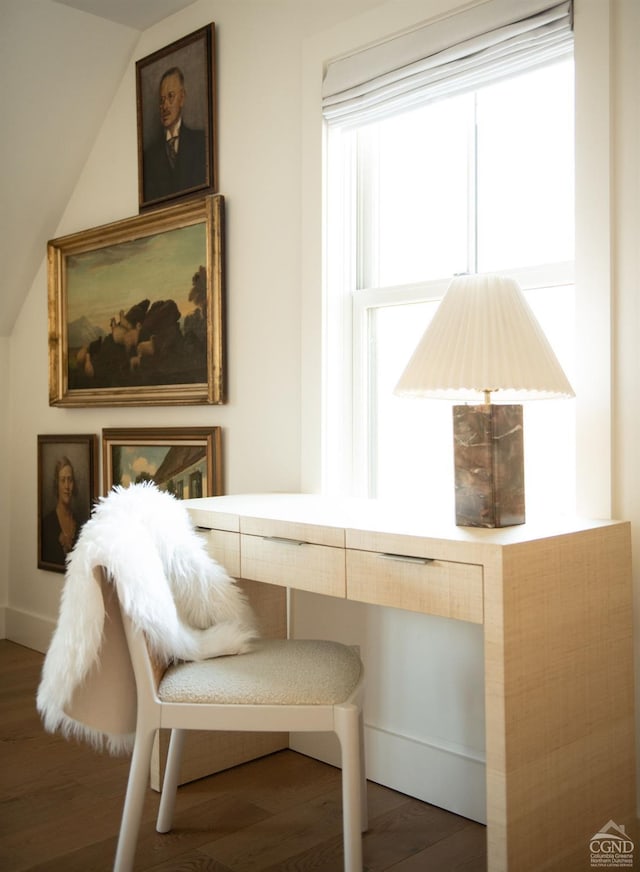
[328,79,575,499]
[301,0,613,519]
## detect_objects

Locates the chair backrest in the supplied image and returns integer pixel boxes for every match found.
[61,568,140,738]
[101,570,168,712]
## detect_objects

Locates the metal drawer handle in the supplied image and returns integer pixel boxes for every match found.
[263,535,309,547]
[379,552,434,565]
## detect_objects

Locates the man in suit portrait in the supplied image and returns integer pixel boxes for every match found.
[143,66,206,203]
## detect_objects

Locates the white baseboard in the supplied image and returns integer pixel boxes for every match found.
[291,723,486,824]
[4,607,55,653]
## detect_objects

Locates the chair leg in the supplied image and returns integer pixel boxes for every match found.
[114,726,157,872]
[359,708,368,832]
[156,728,187,833]
[335,704,363,872]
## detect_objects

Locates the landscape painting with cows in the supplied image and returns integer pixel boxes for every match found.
[47,195,224,407]
[67,225,206,389]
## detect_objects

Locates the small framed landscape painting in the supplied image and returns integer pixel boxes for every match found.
[102,427,223,500]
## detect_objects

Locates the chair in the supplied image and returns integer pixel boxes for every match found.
[101,573,367,872]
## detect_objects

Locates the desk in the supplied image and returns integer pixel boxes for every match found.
[185,493,636,872]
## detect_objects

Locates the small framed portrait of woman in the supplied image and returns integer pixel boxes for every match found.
[37,435,99,573]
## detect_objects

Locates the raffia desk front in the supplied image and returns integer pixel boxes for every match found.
[180,493,635,872]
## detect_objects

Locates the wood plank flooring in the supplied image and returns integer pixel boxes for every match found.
[0,640,486,871]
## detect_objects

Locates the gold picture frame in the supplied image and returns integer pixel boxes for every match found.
[48,195,225,407]
[102,427,223,499]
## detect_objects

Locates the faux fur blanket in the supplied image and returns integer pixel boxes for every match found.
[37,483,256,754]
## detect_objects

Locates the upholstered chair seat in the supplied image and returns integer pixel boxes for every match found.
[158,639,363,706]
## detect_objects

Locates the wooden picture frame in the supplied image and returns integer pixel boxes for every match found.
[136,24,216,211]
[48,194,225,408]
[102,427,223,499]
[38,434,99,573]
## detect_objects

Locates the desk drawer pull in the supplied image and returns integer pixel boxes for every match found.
[262,535,308,547]
[379,552,434,565]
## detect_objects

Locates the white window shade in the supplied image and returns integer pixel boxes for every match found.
[322,0,572,126]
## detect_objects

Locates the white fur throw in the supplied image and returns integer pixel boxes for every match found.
[37,483,256,754]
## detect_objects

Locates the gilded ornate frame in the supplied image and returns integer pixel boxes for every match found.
[48,195,225,407]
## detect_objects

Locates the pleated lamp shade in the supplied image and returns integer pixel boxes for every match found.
[394,274,574,402]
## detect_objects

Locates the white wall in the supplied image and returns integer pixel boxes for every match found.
[0,336,9,637]
[577,0,640,812]
[611,0,640,812]
[0,0,138,338]
[4,0,385,649]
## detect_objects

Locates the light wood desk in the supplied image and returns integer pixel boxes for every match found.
[185,493,636,872]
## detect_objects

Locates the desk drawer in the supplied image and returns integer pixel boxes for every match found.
[197,529,241,577]
[241,533,346,597]
[347,549,483,623]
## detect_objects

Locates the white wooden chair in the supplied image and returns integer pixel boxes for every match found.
[106,576,367,872]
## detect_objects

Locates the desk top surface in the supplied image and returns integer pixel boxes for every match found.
[184,493,625,547]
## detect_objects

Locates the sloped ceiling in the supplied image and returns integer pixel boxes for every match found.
[0,0,195,338]
[1,0,384,338]
[52,0,197,30]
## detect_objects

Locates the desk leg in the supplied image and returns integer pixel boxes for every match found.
[483,525,635,871]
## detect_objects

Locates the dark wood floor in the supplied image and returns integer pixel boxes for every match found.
[0,639,486,871]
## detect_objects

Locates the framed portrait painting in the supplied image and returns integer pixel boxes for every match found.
[48,194,225,408]
[136,24,217,211]
[102,427,223,500]
[38,434,99,573]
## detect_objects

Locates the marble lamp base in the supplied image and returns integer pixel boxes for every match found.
[453,404,525,528]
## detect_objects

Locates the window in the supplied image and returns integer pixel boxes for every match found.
[324,57,575,516]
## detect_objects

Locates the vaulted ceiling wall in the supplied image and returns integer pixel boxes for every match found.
[0,0,198,337]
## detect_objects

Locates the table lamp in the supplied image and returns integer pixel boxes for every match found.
[394,274,574,528]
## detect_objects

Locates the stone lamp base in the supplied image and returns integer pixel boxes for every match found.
[453,404,525,528]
